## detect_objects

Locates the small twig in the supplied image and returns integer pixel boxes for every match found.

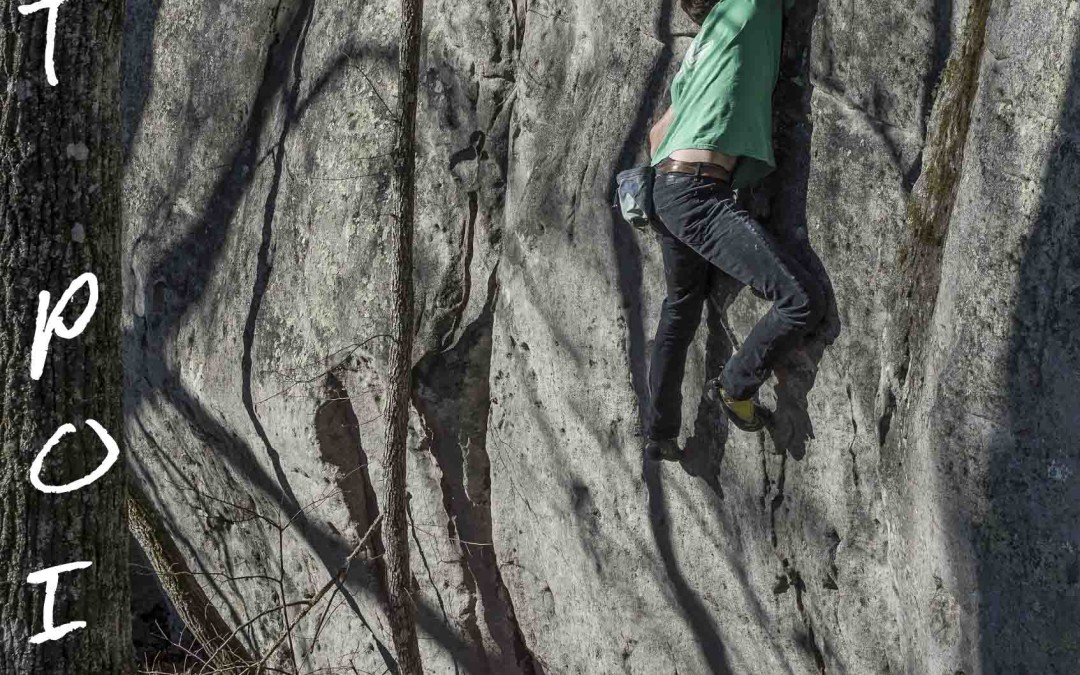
[255,334,392,406]
[278,525,300,675]
[349,63,400,122]
[130,562,280,586]
[254,515,385,670]
[408,521,494,548]
[306,581,343,655]
[198,602,309,673]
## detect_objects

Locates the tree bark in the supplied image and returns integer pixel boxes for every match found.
[0,1,130,673]
[127,484,254,672]
[381,0,426,672]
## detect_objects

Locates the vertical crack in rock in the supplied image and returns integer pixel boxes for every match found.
[790,567,828,673]
[921,0,956,138]
[406,498,462,675]
[868,4,994,668]
[441,189,479,349]
[314,372,387,590]
[404,3,527,666]
[412,271,541,675]
[508,0,528,51]
[886,0,993,414]
[415,404,488,666]
[845,384,860,488]
[760,450,772,510]
[240,0,316,515]
[768,454,789,550]
[824,529,841,591]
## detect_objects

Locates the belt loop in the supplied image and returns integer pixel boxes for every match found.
[694,163,703,177]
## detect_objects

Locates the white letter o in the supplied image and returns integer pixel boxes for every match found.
[30,420,119,494]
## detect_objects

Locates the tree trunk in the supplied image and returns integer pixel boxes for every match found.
[0,1,130,673]
[127,484,254,672]
[381,0,426,672]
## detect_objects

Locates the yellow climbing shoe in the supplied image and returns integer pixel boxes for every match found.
[706,379,767,432]
[724,395,756,421]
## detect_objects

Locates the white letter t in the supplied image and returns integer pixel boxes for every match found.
[18,0,68,87]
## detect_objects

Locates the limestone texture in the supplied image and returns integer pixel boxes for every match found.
[122,0,1080,673]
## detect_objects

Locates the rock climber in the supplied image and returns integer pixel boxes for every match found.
[644,0,825,460]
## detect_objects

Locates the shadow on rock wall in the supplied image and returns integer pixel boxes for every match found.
[605,0,739,670]
[122,1,476,669]
[978,36,1080,674]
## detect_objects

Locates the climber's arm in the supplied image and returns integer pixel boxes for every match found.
[649,106,675,156]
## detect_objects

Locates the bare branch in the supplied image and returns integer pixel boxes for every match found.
[254,515,385,670]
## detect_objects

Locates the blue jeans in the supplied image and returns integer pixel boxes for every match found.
[646,171,825,441]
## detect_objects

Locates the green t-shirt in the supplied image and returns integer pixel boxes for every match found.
[651,0,788,188]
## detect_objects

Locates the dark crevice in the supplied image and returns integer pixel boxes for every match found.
[416,404,488,670]
[769,454,789,550]
[406,499,460,675]
[844,384,859,488]
[449,130,487,172]
[791,568,827,673]
[760,442,772,510]
[314,372,387,593]
[876,386,896,448]
[922,0,955,140]
[239,0,314,520]
[413,270,542,675]
[508,0,527,52]
[824,528,841,591]
[441,189,480,350]
[887,0,992,411]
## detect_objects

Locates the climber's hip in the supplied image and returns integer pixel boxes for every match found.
[650,171,826,401]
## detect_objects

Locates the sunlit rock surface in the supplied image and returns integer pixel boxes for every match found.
[122,0,1080,672]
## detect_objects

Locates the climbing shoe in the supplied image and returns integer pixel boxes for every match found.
[645,437,682,461]
[705,379,767,432]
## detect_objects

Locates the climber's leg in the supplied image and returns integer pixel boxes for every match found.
[652,172,826,402]
[713,220,825,401]
[645,222,710,443]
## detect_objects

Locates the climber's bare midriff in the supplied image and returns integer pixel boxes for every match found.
[668,148,738,172]
[649,107,739,172]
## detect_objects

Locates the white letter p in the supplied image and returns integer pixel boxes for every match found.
[30,273,98,381]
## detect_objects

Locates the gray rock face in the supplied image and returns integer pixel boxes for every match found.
[121,0,1080,673]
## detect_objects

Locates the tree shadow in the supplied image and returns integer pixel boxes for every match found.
[681,273,738,494]
[121,1,473,669]
[239,0,316,551]
[976,33,1080,674]
[121,0,163,163]
[606,1,738,671]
